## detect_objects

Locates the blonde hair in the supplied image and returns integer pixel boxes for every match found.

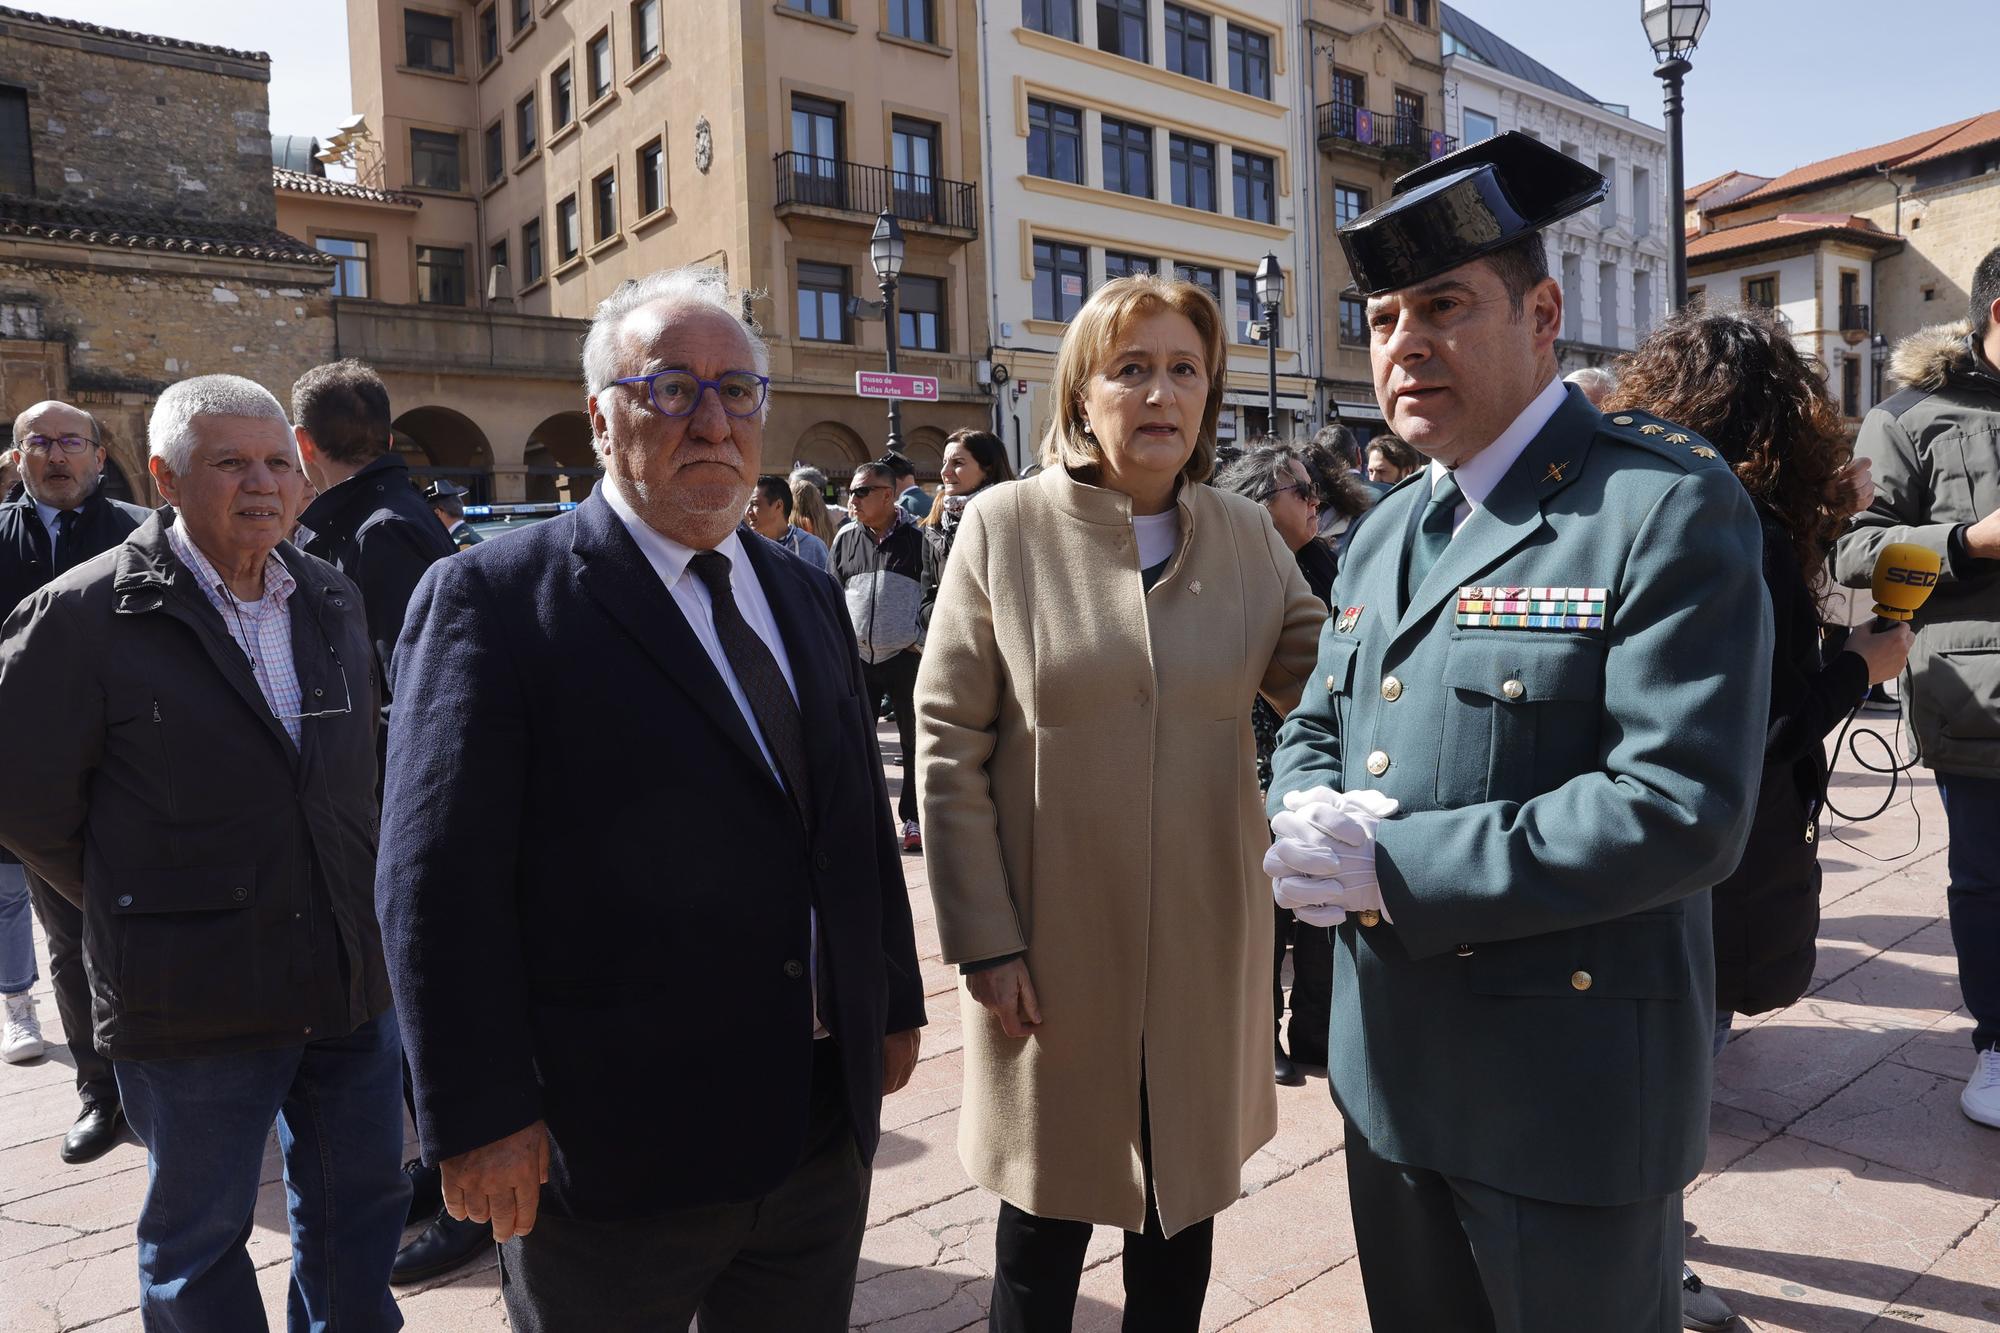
[1039,274,1226,485]
[789,474,834,539]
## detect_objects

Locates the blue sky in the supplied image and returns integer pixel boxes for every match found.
[31,0,2000,188]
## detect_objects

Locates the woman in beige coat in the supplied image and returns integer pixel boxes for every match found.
[915,275,1325,1331]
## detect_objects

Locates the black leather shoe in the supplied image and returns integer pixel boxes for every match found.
[1275,1051,1306,1087]
[404,1159,443,1227]
[60,1100,124,1164]
[391,1212,494,1285]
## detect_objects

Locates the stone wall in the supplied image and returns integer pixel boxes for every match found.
[0,15,275,224]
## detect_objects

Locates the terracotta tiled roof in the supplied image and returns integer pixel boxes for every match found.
[1687,213,1902,263]
[272,168,422,208]
[0,196,330,265]
[0,5,267,62]
[1899,109,2000,169]
[1715,118,1980,213]
[1683,171,1735,203]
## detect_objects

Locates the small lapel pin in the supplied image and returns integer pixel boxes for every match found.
[1543,461,1568,483]
[1188,580,1202,595]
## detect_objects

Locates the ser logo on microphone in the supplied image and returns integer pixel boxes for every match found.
[1883,566,1940,588]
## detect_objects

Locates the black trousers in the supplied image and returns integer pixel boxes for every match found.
[863,650,921,826]
[988,1083,1213,1333]
[23,867,116,1105]
[497,1040,868,1333]
[1272,907,1333,1064]
[1343,1123,1682,1333]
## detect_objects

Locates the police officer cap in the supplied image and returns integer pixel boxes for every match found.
[1338,131,1607,298]
[423,479,469,502]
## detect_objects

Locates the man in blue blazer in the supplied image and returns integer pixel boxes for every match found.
[1267,135,1771,1330]
[375,266,926,1332]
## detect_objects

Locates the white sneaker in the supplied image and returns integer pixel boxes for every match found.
[1962,1046,2000,1129]
[1,991,43,1064]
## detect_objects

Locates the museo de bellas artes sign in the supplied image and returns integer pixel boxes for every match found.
[855,371,941,402]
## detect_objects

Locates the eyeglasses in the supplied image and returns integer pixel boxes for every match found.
[19,434,98,455]
[1261,480,1318,507]
[275,650,354,721]
[609,370,770,418]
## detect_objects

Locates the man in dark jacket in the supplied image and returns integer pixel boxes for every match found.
[0,400,150,1163]
[831,460,939,853]
[0,375,405,1330]
[1835,243,2000,1130]
[377,268,925,1332]
[289,358,477,1279]
[425,478,485,549]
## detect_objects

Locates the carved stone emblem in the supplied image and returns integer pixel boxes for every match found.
[694,116,713,174]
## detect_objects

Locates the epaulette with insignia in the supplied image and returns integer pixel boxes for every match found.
[1599,410,1728,471]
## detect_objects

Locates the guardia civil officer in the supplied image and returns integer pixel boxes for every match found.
[1265,133,1773,1331]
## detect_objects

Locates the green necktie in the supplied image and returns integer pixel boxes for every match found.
[1403,471,1464,605]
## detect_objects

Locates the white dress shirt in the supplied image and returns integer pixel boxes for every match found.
[1426,375,1569,533]
[601,480,800,777]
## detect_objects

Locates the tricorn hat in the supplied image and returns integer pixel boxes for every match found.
[1338,131,1607,298]
[423,479,469,502]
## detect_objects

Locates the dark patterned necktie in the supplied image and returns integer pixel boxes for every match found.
[1402,471,1464,605]
[52,510,79,574]
[687,550,812,817]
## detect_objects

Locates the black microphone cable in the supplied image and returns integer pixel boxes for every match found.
[1820,684,1925,861]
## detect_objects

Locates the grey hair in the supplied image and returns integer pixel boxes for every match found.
[1564,365,1619,396]
[789,465,829,489]
[148,374,291,474]
[1212,443,1298,502]
[580,265,769,394]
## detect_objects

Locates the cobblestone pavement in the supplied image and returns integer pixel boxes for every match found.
[4,717,1995,1331]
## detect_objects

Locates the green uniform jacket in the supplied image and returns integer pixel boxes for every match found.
[1269,387,1772,1208]
[448,520,484,549]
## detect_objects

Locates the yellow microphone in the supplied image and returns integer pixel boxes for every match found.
[1870,542,1942,629]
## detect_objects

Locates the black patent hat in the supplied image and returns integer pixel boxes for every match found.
[1338,131,1607,298]
[423,479,469,502]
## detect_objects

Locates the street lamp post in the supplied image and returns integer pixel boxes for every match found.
[1872,331,1890,407]
[1256,253,1284,439]
[869,211,907,454]
[1641,0,1710,312]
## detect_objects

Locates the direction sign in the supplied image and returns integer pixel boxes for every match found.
[855,371,941,402]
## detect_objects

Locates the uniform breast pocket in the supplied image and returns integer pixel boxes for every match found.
[1295,635,1360,786]
[1438,634,1605,806]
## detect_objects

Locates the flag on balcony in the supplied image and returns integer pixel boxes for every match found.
[1355,108,1375,146]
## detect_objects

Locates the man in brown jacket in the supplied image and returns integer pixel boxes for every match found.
[0,374,406,1330]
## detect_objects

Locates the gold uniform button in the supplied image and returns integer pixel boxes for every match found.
[1501,678,1525,701]
[1365,750,1390,776]
[1570,970,1592,991]
[1381,676,1403,702]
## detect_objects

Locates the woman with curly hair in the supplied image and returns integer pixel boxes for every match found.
[1606,305,1912,1331]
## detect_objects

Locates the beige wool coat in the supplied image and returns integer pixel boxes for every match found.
[915,465,1326,1235]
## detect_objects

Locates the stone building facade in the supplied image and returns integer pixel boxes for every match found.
[337,0,994,490]
[0,8,336,503]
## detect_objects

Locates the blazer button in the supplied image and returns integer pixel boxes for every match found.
[1570,970,1592,991]
[117,894,134,908]
[232,886,247,901]
[1501,678,1526,701]
[1455,943,1474,957]
[1365,750,1390,776]
[815,852,832,872]
[1380,676,1403,702]
[784,959,805,979]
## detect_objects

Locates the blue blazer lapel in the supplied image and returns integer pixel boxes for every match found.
[1391,387,1599,647]
[568,495,782,795]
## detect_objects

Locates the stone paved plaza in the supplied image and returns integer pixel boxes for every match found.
[3,717,1996,1331]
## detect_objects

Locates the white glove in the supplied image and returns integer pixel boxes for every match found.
[1265,789,1400,926]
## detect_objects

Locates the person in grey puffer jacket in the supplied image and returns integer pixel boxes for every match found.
[831,459,940,851]
[1834,243,2000,1131]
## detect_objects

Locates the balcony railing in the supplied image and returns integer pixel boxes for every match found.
[1315,104,1456,162]
[773,153,978,234]
[1839,303,1872,334]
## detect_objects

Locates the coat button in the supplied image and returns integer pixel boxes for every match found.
[232,886,247,901]
[1325,674,1336,691]
[1501,678,1526,701]
[313,688,324,698]
[331,598,345,609]
[1381,676,1403,702]
[1570,970,1592,991]
[117,894,134,908]
[815,852,832,871]
[783,959,805,979]
[1365,750,1390,776]
[303,1026,313,1035]
[1455,943,1474,957]
[1612,415,1634,426]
